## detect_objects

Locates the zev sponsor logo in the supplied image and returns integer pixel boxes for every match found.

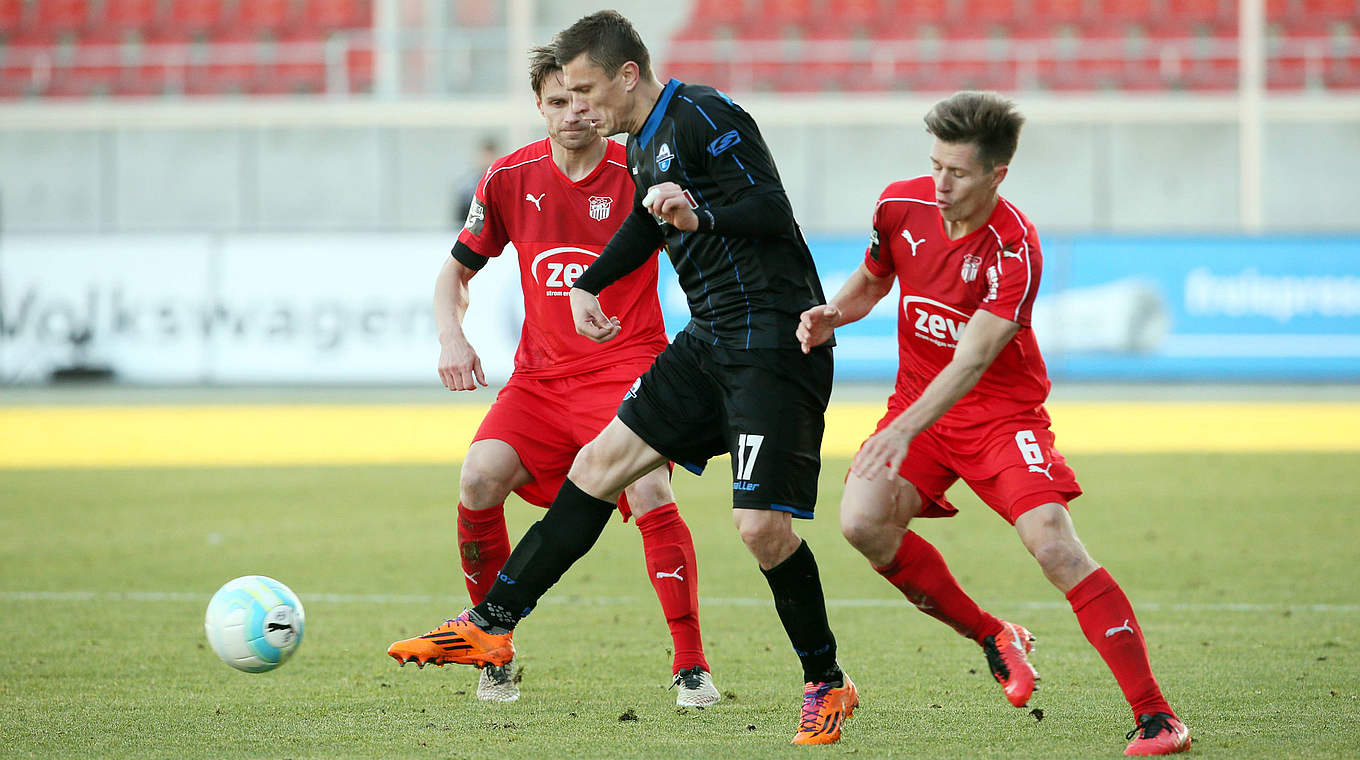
[530,246,600,294]
[902,295,970,349]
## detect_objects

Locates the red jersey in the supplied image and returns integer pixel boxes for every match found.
[864,176,1051,429]
[456,138,668,379]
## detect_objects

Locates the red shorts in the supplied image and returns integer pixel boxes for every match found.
[472,360,661,518]
[865,403,1083,524]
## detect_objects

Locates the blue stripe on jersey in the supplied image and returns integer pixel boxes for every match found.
[769,503,816,520]
[677,162,752,347]
[680,93,754,186]
[677,94,718,129]
[730,154,756,186]
[638,78,683,149]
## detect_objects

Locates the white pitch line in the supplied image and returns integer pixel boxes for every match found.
[1,590,1356,614]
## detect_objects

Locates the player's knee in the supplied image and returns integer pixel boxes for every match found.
[733,510,791,556]
[1030,537,1093,581]
[458,461,513,508]
[565,440,607,486]
[622,478,673,515]
[840,512,882,554]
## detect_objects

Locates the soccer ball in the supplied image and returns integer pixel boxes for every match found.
[204,575,306,673]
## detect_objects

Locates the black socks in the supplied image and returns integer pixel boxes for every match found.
[761,539,842,685]
[471,478,616,631]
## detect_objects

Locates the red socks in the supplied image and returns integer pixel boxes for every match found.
[460,500,709,674]
[456,502,511,606]
[875,531,1004,644]
[635,502,709,674]
[1066,567,1173,719]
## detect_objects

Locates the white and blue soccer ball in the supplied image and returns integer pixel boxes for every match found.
[204,575,306,673]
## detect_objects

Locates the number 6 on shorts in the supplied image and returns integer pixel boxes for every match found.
[1014,430,1044,465]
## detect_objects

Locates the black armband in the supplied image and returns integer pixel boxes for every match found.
[572,207,664,295]
[450,240,490,271]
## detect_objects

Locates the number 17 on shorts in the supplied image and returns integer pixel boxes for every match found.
[734,433,764,486]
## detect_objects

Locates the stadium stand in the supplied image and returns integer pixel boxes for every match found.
[0,0,373,97]
[665,0,1360,93]
[0,0,1355,97]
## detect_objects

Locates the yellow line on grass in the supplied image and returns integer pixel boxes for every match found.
[3,401,1358,469]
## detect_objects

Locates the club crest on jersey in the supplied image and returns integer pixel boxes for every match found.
[588,195,613,221]
[464,198,486,235]
[961,253,982,283]
[656,143,674,172]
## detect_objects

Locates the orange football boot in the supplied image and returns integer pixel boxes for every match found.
[387,611,514,669]
[983,620,1039,707]
[790,675,858,745]
[1125,713,1192,755]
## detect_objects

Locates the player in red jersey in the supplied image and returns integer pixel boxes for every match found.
[798,92,1190,756]
[386,46,719,708]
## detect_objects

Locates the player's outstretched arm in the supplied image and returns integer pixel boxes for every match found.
[434,254,487,391]
[643,183,699,231]
[573,205,665,297]
[798,263,894,353]
[569,287,622,343]
[853,309,1019,478]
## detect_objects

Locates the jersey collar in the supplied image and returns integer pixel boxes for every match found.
[637,78,682,150]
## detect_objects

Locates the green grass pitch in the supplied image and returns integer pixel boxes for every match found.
[1,453,1357,758]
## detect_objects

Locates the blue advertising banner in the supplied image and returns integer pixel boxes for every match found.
[657,235,1360,381]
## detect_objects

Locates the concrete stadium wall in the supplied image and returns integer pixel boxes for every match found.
[3,120,1355,236]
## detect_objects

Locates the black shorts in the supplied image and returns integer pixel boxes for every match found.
[617,330,833,518]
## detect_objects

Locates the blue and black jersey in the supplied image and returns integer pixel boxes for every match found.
[577,78,832,351]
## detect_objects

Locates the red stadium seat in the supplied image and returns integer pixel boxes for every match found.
[302,0,371,30]
[1300,0,1359,19]
[671,61,735,91]
[186,26,260,93]
[186,59,258,94]
[164,0,226,36]
[759,0,816,25]
[35,0,90,31]
[233,0,298,34]
[0,0,27,32]
[1093,0,1155,22]
[1164,0,1231,23]
[830,0,881,26]
[915,59,999,91]
[262,28,327,94]
[115,62,171,96]
[0,64,38,98]
[881,0,950,22]
[102,0,160,31]
[1267,0,1296,19]
[1267,54,1311,90]
[1324,53,1360,88]
[1030,0,1089,24]
[0,29,51,97]
[962,0,1018,24]
[690,0,749,27]
[346,46,373,92]
[1182,57,1237,89]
